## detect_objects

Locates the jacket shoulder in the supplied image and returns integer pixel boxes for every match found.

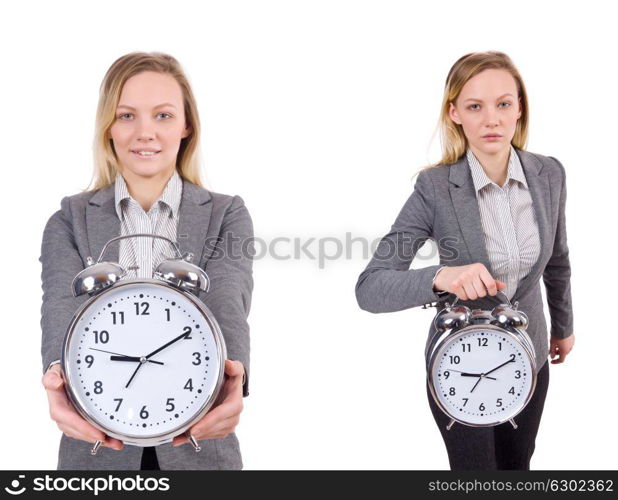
[519,149,566,179]
[415,162,453,189]
[204,188,249,215]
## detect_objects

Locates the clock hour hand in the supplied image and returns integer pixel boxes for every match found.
[459,373,497,380]
[110,355,164,366]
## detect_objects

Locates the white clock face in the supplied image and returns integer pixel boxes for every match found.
[64,280,224,444]
[430,327,534,426]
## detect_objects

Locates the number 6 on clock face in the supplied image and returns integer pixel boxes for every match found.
[62,279,226,447]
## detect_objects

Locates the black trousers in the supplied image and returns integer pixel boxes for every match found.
[140,446,160,470]
[427,360,550,470]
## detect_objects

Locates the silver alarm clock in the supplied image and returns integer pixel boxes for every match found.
[61,234,226,455]
[426,291,536,430]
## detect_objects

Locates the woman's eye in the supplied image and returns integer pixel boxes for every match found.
[117,113,133,120]
[157,112,172,119]
[499,102,512,108]
[468,104,480,110]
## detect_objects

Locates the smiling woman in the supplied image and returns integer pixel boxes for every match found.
[40,52,254,471]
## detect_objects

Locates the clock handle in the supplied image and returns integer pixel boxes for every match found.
[95,233,184,263]
[447,289,513,309]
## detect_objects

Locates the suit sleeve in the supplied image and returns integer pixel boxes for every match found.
[201,196,253,397]
[355,170,445,313]
[40,197,87,373]
[543,157,574,339]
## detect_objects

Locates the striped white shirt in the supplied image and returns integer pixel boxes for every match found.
[466,146,541,300]
[114,170,183,279]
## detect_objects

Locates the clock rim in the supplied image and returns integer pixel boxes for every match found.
[427,324,538,428]
[61,278,227,446]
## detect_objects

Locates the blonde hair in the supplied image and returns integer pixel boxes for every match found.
[428,51,529,169]
[89,52,203,190]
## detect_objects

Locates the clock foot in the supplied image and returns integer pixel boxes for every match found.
[187,433,201,453]
[509,418,518,429]
[446,419,456,431]
[91,440,103,455]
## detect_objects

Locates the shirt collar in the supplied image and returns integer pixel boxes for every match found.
[466,145,528,192]
[114,169,183,219]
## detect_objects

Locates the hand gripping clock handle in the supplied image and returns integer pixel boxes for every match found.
[448,289,513,309]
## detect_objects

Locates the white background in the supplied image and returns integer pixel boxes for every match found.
[1,0,616,470]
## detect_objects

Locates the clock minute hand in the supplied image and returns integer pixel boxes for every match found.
[484,358,516,377]
[144,330,191,359]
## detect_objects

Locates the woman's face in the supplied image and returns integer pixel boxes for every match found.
[448,68,522,157]
[109,71,191,182]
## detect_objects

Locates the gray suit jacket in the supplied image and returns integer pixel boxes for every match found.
[355,148,574,372]
[40,179,253,470]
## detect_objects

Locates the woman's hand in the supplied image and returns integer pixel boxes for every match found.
[172,360,245,446]
[549,334,575,364]
[42,364,124,450]
[433,263,507,300]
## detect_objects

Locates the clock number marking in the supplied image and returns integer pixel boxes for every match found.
[183,326,193,340]
[514,370,521,379]
[165,308,171,322]
[85,355,94,368]
[509,354,516,362]
[449,355,461,365]
[111,311,125,325]
[94,381,103,394]
[443,371,450,380]
[462,343,471,353]
[134,302,150,315]
[477,337,488,347]
[498,342,502,351]
[166,398,175,412]
[479,402,485,411]
[93,330,109,344]
[192,352,202,365]
[140,405,149,419]
[449,387,456,396]
[184,378,194,392]
[462,398,469,407]
[496,398,503,407]
[508,386,515,395]
[113,398,123,412]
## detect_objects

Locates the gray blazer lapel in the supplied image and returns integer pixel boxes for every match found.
[448,156,496,277]
[176,179,213,263]
[512,148,551,301]
[86,185,120,263]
